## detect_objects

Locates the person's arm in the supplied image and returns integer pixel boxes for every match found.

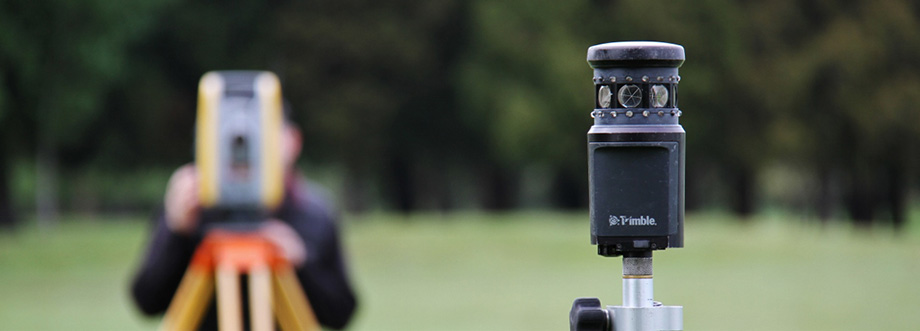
[130,211,200,315]
[281,189,357,330]
[296,220,357,329]
[131,164,203,315]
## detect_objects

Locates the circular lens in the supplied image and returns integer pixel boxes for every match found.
[597,85,613,108]
[650,85,669,108]
[617,85,642,108]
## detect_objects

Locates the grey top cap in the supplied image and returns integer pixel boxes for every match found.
[587,41,685,68]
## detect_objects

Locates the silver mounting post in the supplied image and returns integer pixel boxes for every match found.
[607,255,683,331]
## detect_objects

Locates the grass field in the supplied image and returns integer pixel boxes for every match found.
[1,211,919,330]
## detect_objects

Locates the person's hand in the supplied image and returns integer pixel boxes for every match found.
[260,219,308,267]
[164,164,200,235]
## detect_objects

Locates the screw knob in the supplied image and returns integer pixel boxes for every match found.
[570,297,608,331]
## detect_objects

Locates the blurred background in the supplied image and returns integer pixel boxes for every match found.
[1,0,919,330]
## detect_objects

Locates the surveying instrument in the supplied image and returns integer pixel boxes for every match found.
[160,71,320,331]
[569,42,686,331]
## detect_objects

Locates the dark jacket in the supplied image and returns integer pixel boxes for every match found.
[131,178,357,330]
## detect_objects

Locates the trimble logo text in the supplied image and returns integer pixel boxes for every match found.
[609,215,657,226]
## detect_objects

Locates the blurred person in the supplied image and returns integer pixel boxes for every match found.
[130,118,357,330]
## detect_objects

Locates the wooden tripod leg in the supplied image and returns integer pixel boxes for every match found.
[248,265,273,331]
[216,264,243,331]
[272,266,320,331]
[160,266,214,331]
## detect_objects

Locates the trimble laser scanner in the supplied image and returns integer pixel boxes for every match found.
[571,41,687,331]
[586,42,685,257]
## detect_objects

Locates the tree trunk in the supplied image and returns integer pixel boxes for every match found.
[481,166,518,210]
[845,174,876,226]
[731,166,756,218]
[684,165,702,211]
[417,159,454,212]
[0,149,15,230]
[36,145,59,226]
[816,167,834,222]
[550,169,585,210]
[343,164,370,213]
[887,163,906,230]
[389,155,414,213]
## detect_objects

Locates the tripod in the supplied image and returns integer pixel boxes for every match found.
[570,253,682,331]
[160,231,320,331]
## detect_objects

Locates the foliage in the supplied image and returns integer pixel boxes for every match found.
[0,0,168,157]
[1,0,920,224]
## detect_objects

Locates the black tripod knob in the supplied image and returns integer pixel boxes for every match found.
[570,297,609,331]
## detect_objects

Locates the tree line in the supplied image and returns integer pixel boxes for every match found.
[1,0,918,228]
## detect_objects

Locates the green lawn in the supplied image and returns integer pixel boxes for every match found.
[1,212,919,330]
